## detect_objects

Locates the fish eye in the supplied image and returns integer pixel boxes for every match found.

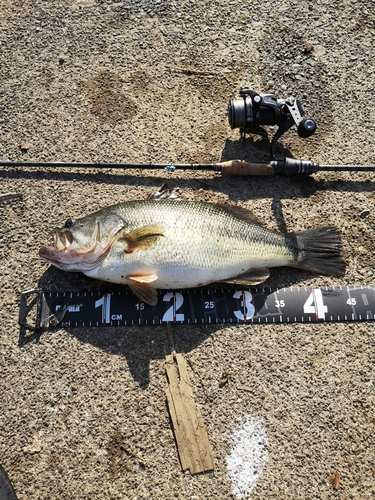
[64,218,75,228]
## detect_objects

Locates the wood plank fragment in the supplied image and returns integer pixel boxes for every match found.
[0,193,22,202]
[333,470,340,489]
[165,352,214,474]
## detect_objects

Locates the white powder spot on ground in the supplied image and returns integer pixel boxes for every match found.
[226,415,269,498]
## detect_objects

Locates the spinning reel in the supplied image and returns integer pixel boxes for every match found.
[228,89,317,159]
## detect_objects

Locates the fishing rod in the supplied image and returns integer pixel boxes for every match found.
[1,158,374,176]
[1,89,374,175]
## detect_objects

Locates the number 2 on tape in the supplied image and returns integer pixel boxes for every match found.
[162,292,184,322]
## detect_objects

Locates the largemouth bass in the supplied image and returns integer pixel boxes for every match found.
[39,200,345,305]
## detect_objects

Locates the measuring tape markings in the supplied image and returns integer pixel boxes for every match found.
[19,285,375,330]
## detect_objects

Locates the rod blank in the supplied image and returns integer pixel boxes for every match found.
[1,159,375,175]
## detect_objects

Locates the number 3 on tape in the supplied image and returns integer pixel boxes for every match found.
[233,290,255,321]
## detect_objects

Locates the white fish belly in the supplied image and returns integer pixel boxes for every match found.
[84,222,293,289]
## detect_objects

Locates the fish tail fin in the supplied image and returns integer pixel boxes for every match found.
[291,226,346,276]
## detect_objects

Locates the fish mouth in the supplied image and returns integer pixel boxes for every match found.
[38,230,74,263]
[38,243,72,268]
[39,224,118,272]
[52,230,73,251]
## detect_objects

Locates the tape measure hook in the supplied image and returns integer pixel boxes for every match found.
[19,288,43,331]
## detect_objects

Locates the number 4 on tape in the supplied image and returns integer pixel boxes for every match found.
[303,288,328,320]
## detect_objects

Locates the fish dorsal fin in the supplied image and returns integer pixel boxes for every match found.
[147,183,179,200]
[215,203,265,225]
[120,224,164,254]
[219,267,270,286]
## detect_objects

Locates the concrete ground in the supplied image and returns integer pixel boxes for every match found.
[1,0,374,498]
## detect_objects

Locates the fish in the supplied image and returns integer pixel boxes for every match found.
[39,199,346,306]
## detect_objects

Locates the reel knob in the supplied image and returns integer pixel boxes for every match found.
[298,118,317,138]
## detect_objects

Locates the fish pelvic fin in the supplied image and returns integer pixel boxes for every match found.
[219,268,270,286]
[121,224,164,254]
[127,274,158,306]
[291,226,346,276]
[127,273,158,284]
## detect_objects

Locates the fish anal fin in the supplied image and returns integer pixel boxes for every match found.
[215,203,265,226]
[219,267,270,286]
[127,276,158,306]
[120,224,164,254]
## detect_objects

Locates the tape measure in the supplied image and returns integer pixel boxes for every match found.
[19,285,375,330]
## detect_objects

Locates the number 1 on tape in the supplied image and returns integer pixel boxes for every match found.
[95,293,111,324]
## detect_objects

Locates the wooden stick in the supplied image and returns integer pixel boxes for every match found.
[165,352,214,474]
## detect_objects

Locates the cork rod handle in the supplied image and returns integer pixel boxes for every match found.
[220,160,275,176]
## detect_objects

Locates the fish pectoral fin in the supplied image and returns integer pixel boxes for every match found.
[121,224,164,254]
[127,275,158,306]
[219,268,270,286]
